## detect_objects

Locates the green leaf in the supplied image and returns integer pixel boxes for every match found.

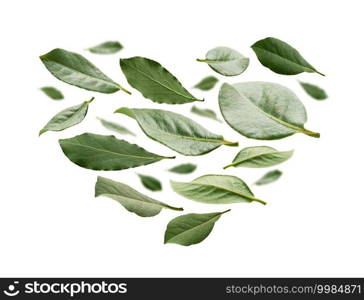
[219,82,320,140]
[168,163,197,174]
[115,107,238,156]
[40,86,64,100]
[224,146,293,169]
[197,47,249,76]
[87,41,123,54]
[40,48,131,94]
[97,117,135,136]
[138,174,162,191]
[299,81,328,100]
[193,76,218,91]
[164,209,230,246]
[255,170,282,186]
[39,97,94,136]
[119,56,202,104]
[95,176,182,217]
[251,37,324,76]
[191,105,221,122]
[171,174,266,205]
[59,133,174,170]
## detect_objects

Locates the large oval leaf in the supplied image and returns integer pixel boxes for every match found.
[119,56,202,104]
[59,133,174,170]
[138,174,162,191]
[39,97,94,136]
[193,76,218,91]
[40,48,131,94]
[299,81,328,100]
[224,146,293,169]
[219,82,320,140]
[95,176,181,217]
[168,163,197,174]
[164,210,230,246]
[197,47,249,76]
[115,107,238,156]
[40,86,64,100]
[251,37,324,76]
[255,170,282,186]
[171,174,266,205]
[87,41,123,54]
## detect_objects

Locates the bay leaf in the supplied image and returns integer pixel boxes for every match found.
[59,133,174,170]
[299,81,328,100]
[40,86,64,100]
[164,209,230,246]
[39,97,94,136]
[197,47,249,76]
[219,82,320,140]
[95,176,181,217]
[168,163,197,174]
[224,146,293,169]
[193,76,218,91]
[87,41,123,54]
[115,107,238,155]
[191,105,221,122]
[251,37,324,76]
[119,56,202,104]
[138,174,162,191]
[171,174,266,205]
[40,48,131,94]
[255,170,282,186]
[97,117,135,136]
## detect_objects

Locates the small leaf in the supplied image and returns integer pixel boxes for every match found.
[138,174,162,191]
[115,107,238,156]
[97,117,135,136]
[219,82,320,140]
[299,81,328,100]
[39,97,94,136]
[168,163,197,174]
[224,146,293,169]
[40,48,131,94]
[197,47,249,76]
[171,174,266,205]
[120,56,202,104]
[191,105,221,122]
[40,86,64,100]
[164,209,230,246]
[59,133,174,171]
[95,176,182,217]
[251,37,324,76]
[255,170,282,186]
[193,76,218,91]
[87,41,123,54]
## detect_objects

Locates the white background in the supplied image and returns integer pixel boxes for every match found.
[1,0,363,277]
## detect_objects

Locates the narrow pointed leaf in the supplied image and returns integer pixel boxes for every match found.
[40,86,64,100]
[219,82,320,140]
[197,47,249,76]
[171,174,266,205]
[87,41,123,54]
[164,210,230,246]
[251,37,324,76]
[193,76,218,91]
[97,117,135,136]
[120,56,202,104]
[191,105,221,122]
[224,146,293,169]
[39,97,94,136]
[95,176,181,217]
[299,81,328,100]
[115,107,238,156]
[168,163,197,174]
[59,133,174,171]
[138,174,162,191]
[255,170,282,186]
[40,48,131,94]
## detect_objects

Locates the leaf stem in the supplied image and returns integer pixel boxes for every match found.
[222,140,239,147]
[196,58,208,63]
[118,84,132,95]
[252,198,267,205]
[163,156,176,159]
[223,163,234,170]
[220,209,232,215]
[299,128,320,138]
[315,70,326,77]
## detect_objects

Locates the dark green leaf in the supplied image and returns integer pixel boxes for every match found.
[168,163,197,174]
[119,56,202,104]
[40,48,131,94]
[193,76,218,91]
[115,107,238,156]
[164,209,230,246]
[299,81,328,100]
[87,41,123,54]
[255,170,282,185]
[251,37,324,76]
[59,133,174,170]
[219,82,320,140]
[40,86,64,100]
[138,174,162,191]
[191,105,221,122]
[95,176,181,217]
[97,117,135,136]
